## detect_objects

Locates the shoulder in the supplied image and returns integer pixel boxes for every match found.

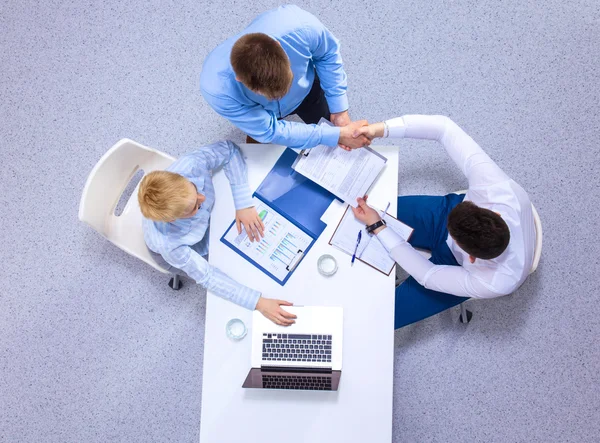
[200,38,238,98]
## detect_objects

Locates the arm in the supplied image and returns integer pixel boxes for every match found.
[356,115,510,187]
[351,197,500,299]
[200,90,340,149]
[164,245,261,310]
[188,140,265,240]
[301,18,348,115]
[377,229,501,299]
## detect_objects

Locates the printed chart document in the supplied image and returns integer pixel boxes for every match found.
[329,207,414,275]
[292,121,387,208]
[222,198,313,282]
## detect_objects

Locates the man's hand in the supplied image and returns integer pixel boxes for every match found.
[331,110,353,150]
[236,207,265,242]
[351,196,382,226]
[338,119,370,151]
[353,122,385,141]
[256,297,297,326]
[330,110,352,127]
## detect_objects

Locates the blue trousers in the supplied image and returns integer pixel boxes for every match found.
[394,194,468,329]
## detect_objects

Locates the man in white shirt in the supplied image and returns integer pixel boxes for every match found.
[352,115,535,328]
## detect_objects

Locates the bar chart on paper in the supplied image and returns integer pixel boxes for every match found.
[223,198,313,281]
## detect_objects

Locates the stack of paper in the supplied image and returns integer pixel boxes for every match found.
[329,207,414,275]
[292,120,387,208]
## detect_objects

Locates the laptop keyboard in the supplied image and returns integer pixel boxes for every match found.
[262,374,332,390]
[262,333,332,363]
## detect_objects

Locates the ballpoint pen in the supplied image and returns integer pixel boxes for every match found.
[381,201,391,218]
[351,230,362,266]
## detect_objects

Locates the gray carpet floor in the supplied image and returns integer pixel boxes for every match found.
[1,1,599,442]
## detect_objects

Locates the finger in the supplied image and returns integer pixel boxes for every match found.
[255,220,265,237]
[354,119,369,127]
[276,314,295,326]
[277,300,293,306]
[236,219,242,235]
[245,223,255,242]
[251,223,261,241]
[258,216,265,232]
[352,128,364,138]
[279,307,297,319]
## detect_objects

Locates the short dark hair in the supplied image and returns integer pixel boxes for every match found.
[447,201,510,260]
[230,33,292,99]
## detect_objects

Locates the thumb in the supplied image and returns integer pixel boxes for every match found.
[236,218,241,234]
[353,127,366,138]
[278,300,293,306]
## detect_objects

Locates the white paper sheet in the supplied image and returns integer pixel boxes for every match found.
[223,198,313,281]
[292,122,387,208]
[330,207,414,275]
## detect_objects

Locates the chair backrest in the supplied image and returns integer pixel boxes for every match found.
[78,138,176,273]
[530,204,542,274]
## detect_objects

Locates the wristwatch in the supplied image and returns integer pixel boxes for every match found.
[366,219,386,235]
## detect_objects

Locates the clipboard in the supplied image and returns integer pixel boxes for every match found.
[220,148,337,285]
[328,206,414,276]
[291,119,388,208]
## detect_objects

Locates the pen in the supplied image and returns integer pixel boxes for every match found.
[351,230,362,266]
[381,202,391,218]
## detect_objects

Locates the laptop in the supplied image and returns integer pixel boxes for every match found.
[242,306,343,391]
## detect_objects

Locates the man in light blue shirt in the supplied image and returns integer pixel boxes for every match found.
[200,5,369,150]
[138,140,297,326]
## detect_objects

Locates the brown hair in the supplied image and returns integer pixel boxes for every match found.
[137,171,194,222]
[447,201,510,260]
[230,33,292,99]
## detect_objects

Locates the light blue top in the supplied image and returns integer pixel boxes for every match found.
[143,141,261,310]
[200,5,348,150]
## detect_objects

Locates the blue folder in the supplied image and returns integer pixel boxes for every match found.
[220,148,338,285]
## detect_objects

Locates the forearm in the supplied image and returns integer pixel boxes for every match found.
[168,248,260,310]
[377,228,490,298]
[182,258,261,310]
[222,141,253,210]
[270,120,340,149]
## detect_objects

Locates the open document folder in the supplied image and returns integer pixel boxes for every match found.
[221,149,337,285]
[329,207,414,276]
[292,119,387,208]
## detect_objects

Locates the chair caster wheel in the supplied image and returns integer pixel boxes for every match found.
[459,309,473,323]
[169,276,182,290]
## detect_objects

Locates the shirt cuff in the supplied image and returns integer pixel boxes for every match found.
[320,125,341,148]
[230,183,253,210]
[385,117,406,138]
[377,227,405,252]
[326,94,349,115]
[240,287,261,311]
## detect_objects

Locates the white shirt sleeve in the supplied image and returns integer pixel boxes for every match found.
[377,114,513,298]
[385,115,509,187]
[377,227,501,299]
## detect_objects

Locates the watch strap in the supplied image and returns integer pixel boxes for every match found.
[366,219,386,234]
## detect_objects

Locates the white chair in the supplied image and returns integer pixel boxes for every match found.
[452,190,543,323]
[78,138,182,289]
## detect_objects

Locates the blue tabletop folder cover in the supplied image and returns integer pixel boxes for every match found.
[220,148,337,285]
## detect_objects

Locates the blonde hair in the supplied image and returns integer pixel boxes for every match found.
[137,171,194,221]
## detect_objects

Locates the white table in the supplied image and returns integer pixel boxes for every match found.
[199,144,398,443]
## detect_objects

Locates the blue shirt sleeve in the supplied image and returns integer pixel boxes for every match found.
[200,90,341,149]
[300,19,349,114]
[186,140,253,209]
[163,244,261,310]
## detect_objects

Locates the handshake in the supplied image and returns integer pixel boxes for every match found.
[331,111,382,151]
